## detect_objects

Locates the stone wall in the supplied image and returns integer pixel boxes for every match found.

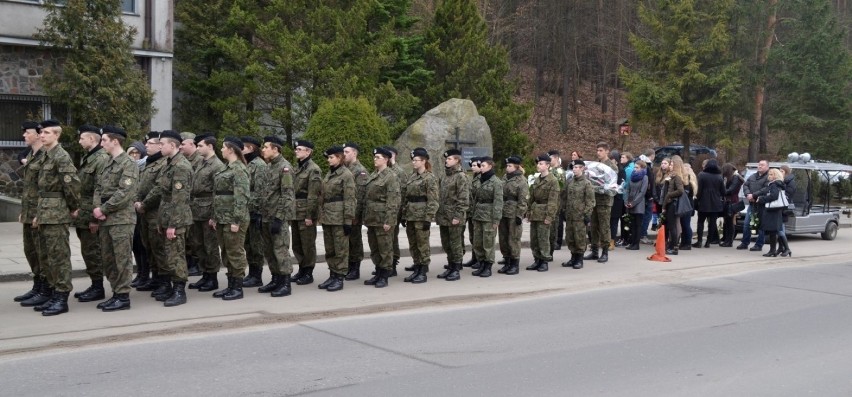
[0,148,25,198]
[0,45,55,96]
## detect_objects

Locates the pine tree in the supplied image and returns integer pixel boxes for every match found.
[35,0,154,138]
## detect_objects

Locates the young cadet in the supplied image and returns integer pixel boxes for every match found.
[318,145,356,292]
[342,142,369,280]
[134,132,168,293]
[180,131,202,276]
[463,157,482,269]
[289,139,322,285]
[385,146,408,276]
[16,121,50,307]
[585,142,618,263]
[188,134,225,292]
[436,149,470,281]
[401,147,439,283]
[257,136,296,297]
[470,157,503,278]
[561,160,595,269]
[361,147,400,288]
[210,137,251,300]
[240,136,268,287]
[497,156,528,275]
[525,154,559,272]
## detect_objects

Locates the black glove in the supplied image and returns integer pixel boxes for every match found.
[422,221,430,231]
[271,218,283,235]
[343,224,352,236]
[515,217,522,225]
[250,213,262,229]
[583,215,591,226]
[400,220,407,228]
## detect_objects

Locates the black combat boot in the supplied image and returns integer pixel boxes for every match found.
[374,268,389,288]
[294,267,314,285]
[188,272,209,289]
[345,262,360,281]
[404,264,421,282]
[77,281,106,303]
[584,247,599,260]
[497,260,511,274]
[404,263,416,272]
[32,288,57,311]
[318,273,336,289]
[463,254,478,268]
[389,260,399,277]
[197,272,219,292]
[223,278,243,300]
[497,257,507,265]
[290,267,306,284]
[21,284,52,307]
[270,274,292,297]
[478,262,493,278]
[445,263,461,281]
[135,274,161,291]
[213,277,234,298]
[41,291,70,316]
[437,263,452,279]
[472,260,486,276]
[130,251,148,288]
[97,294,118,310]
[75,279,104,300]
[573,255,584,270]
[597,248,609,263]
[258,274,281,293]
[562,253,577,267]
[153,278,174,302]
[505,258,520,275]
[101,293,131,312]
[14,277,41,302]
[537,261,549,272]
[325,273,344,292]
[364,267,381,285]
[164,281,187,307]
[525,259,541,271]
[186,255,202,276]
[243,265,263,288]
[410,265,427,284]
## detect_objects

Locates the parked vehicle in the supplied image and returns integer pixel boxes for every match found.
[654,144,717,165]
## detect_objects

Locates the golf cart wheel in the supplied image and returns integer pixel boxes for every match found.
[821,222,838,241]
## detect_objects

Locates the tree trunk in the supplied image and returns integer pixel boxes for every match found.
[560,62,570,133]
[748,0,779,162]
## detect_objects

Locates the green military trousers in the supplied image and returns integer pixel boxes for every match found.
[217,222,248,279]
[322,224,349,276]
[100,224,135,294]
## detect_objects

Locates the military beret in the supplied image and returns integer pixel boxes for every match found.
[571,159,586,168]
[468,157,481,167]
[39,119,61,128]
[78,124,100,135]
[410,147,429,160]
[146,131,160,141]
[294,139,314,149]
[264,135,284,147]
[505,156,522,165]
[180,131,196,141]
[100,125,126,138]
[241,136,261,148]
[444,148,462,157]
[536,154,550,163]
[384,146,398,155]
[159,130,182,142]
[324,145,344,157]
[548,149,560,156]
[479,156,493,163]
[223,136,243,150]
[344,142,360,152]
[373,146,392,158]
[21,121,40,131]
[194,133,215,145]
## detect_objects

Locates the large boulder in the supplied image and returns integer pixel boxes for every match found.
[395,98,492,169]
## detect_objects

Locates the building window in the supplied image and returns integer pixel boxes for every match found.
[122,0,135,13]
[0,95,47,144]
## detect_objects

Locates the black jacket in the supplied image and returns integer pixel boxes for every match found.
[696,163,725,213]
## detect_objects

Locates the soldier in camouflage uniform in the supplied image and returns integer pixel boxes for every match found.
[318,146,356,292]
[187,134,225,292]
[92,126,138,311]
[497,156,528,275]
[401,148,439,284]
[436,149,470,281]
[470,157,503,278]
[584,142,618,263]
[385,146,408,277]
[289,140,322,286]
[525,154,560,272]
[139,130,193,307]
[73,125,110,303]
[241,136,267,287]
[134,132,167,293]
[463,157,481,269]
[33,120,81,316]
[257,136,295,298]
[561,159,595,269]
[360,147,400,288]
[16,121,50,306]
[210,137,251,300]
[180,132,203,276]
[548,150,566,255]
[343,142,368,280]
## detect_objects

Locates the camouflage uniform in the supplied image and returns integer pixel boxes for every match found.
[142,153,193,282]
[290,158,322,271]
[190,155,225,274]
[549,166,566,253]
[563,173,595,255]
[245,155,267,273]
[590,159,618,249]
[402,169,439,269]
[138,154,167,279]
[499,170,529,261]
[346,160,369,265]
[320,165,356,276]
[20,148,45,282]
[466,172,481,256]
[437,166,470,264]
[361,167,400,271]
[261,155,295,277]
[74,146,109,284]
[37,144,81,293]
[213,160,250,278]
[472,172,503,263]
[526,173,559,262]
[184,150,203,263]
[390,163,409,263]
[94,152,139,294]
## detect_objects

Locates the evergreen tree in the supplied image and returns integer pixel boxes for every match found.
[303,97,390,173]
[35,0,154,138]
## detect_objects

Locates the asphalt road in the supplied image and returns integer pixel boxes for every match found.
[3,261,852,396]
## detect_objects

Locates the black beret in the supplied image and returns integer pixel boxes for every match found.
[324,145,344,156]
[78,125,100,135]
[39,119,61,128]
[100,125,126,138]
[384,146,398,155]
[410,147,429,160]
[294,139,314,149]
[21,121,40,131]
[263,135,284,147]
[223,136,243,150]
[479,156,493,163]
[468,157,481,167]
[571,159,586,168]
[240,136,260,148]
[373,146,392,158]
[194,133,215,145]
[159,130,182,142]
[548,149,560,156]
[444,148,462,157]
[536,154,551,163]
[343,142,360,152]
[505,156,522,165]
[146,131,160,141]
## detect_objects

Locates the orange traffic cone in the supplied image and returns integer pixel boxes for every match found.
[647,225,671,262]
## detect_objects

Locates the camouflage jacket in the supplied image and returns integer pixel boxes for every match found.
[19,147,44,224]
[36,144,81,225]
[468,173,481,220]
[401,169,439,222]
[187,151,203,172]
[320,165,356,226]
[246,155,267,215]
[501,171,529,220]
[291,158,322,221]
[472,171,503,224]
[94,152,139,226]
[74,146,110,228]
[562,174,595,221]
[261,154,294,222]
[390,163,408,219]
[213,160,250,225]
[436,166,469,226]
[360,167,400,227]
[346,160,369,224]
[191,155,225,221]
[137,153,166,213]
[526,172,559,222]
[142,153,193,229]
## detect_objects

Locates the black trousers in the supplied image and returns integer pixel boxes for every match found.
[665,202,680,249]
[695,211,720,244]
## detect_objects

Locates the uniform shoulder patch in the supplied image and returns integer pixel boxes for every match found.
[175,182,183,190]
[124,178,133,186]
[63,175,72,183]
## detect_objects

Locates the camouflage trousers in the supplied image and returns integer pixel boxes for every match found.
[142,211,165,277]
[192,220,222,273]
[162,227,188,282]
[405,221,431,269]
[439,224,465,263]
[590,202,613,248]
[38,224,73,293]
[76,227,103,281]
[217,222,248,279]
[347,223,364,263]
[498,217,523,260]
[244,220,265,268]
[529,221,552,261]
[367,226,393,270]
[99,224,135,294]
[22,223,43,279]
[261,221,292,276]
[322,224,349,276]
[392,222,401,261]
[291,221,317,269]
[473,221,497,263]
[564,219,588,254]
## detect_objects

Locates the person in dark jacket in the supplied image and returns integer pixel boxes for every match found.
[693,159,725,248]
[624,160,648,250]
[754,169,790,257]
[738,160,770,250]
[719,163,744,247]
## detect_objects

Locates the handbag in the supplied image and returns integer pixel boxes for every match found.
[730,201,745,215]
[675,193,693,217]
[766,192,789,209]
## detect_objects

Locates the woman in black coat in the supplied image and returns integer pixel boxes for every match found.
[755,169,790,257]
[720,163,744,247]
[693,159,725,247]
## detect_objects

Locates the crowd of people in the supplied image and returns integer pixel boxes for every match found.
[11,120,796,316]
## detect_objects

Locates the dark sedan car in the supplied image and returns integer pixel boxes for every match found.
[654,144,717,164]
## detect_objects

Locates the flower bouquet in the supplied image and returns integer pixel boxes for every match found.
[749,211,760,235]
